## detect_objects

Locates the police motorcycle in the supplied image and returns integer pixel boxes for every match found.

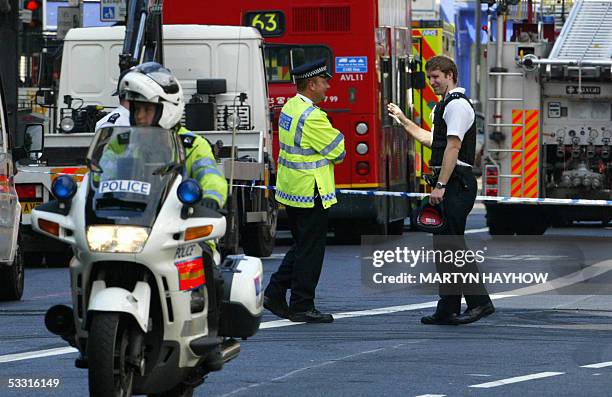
[33,126,263,396]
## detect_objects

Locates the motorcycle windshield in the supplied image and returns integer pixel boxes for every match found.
[86,126,184,227]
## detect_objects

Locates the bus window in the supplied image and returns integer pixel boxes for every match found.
[264,44,332,83]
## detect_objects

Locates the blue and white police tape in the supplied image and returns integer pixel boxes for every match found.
[233,184,612,207]
[13,169,612,207]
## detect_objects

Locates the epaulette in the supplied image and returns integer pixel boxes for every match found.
[181,134,196,148]
[108,113,121,124]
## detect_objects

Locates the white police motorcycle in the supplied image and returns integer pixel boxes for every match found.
[33,126,263,396]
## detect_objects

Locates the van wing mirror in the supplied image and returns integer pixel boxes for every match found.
[25,123,45,153]
[36,88,55,107]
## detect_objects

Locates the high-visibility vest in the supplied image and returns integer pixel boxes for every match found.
[275,96,345,209]
[177,127,228,207]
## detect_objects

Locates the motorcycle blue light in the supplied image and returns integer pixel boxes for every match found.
[51,175,77,200]
[177,179,202,205]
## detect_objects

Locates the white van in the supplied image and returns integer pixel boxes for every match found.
[16,25,277,262]
[0,75,24,300]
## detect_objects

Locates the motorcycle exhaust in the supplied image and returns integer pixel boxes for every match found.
[199,338,241,372]
[220,338,240,364]
[45,305,76,346]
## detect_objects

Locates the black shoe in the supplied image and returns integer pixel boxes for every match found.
[263,295,290,319]
[455,302,495,324]
[420,312,459,325]
[289,309,334,323]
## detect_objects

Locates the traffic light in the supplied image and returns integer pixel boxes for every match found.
[21,0,43,55]
[23,0,42,28]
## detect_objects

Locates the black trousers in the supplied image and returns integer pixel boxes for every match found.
[433,169,491,315]
[265,197,329,312]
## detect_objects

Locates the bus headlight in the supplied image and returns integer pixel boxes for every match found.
[356,122,368,135]
[60,117,75,133]
[356,143,369,155]
[87,226,150,253]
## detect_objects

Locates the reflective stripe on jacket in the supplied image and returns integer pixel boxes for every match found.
[275,96,345,209]
[178,127,228,207]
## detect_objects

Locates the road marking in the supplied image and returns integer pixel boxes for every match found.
[0,347,77,364]
[469,371,565,388]
[416,395,446,397]
[218,346,389,396]
[581,361,612,369]
[3,260,612,364]
[465,227,489,234]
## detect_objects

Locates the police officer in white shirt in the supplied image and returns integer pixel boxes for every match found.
[95,72,131,131]
[387,55,494,326]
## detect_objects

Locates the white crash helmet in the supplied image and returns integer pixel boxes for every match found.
[119,62,184,129]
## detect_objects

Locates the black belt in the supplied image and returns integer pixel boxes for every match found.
[426,165,472,188]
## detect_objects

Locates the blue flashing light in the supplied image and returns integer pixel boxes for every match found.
[177,179,202,205]
[52,175,77,201]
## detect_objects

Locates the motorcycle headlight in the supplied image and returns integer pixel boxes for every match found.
[87,226,150,253]
[60,117,75,133]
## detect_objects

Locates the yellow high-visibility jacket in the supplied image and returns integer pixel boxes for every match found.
[275,96,345,209]
[177,127,227,207]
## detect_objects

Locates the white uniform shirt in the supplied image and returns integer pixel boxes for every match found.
[95,105,130,131]
[431,87,475,167]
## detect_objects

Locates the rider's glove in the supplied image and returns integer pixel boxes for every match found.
[202,198,219,210]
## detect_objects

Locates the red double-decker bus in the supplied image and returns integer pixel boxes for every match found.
[165,0,418,237]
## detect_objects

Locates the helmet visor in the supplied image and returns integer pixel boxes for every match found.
[134,62,180,94]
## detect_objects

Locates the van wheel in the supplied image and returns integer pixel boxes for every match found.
[242,196,277,257]
[0,243,24,301]
[23,252,44,267]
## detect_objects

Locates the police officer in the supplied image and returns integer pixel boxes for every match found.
[118,62,227,209]
[387,55,494,325]
[95,71,130,131]
[264,59,345,323]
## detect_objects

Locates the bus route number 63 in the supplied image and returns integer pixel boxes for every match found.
[244,11,285,37]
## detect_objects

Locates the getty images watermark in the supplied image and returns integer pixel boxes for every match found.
[371,246,548,286]
[361,235,612,295]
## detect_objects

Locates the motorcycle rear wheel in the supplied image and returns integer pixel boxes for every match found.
[88,312,136,397]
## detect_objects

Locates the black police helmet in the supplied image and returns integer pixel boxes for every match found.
[414,196,447,233]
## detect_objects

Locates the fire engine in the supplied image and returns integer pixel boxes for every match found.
[483,0,612,234]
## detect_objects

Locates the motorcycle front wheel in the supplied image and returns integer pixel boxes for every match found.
[87,312,137,397]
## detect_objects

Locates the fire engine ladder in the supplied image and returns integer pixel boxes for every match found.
[548,0,612,63]
[539,0,612,87]
[487,68,528,188]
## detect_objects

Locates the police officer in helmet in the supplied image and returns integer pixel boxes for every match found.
[119,62,227,211]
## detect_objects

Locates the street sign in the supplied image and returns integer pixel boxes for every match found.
[57,6,81,40]
[100,0,126,22]
[19,9,33,24]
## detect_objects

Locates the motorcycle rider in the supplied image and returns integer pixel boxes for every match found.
[116,62,228,210]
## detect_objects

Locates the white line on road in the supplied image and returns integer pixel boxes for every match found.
[3,260,612,364]
[0,347,77,364]
[580,361,612,369]
[415,395,446,397]
[218,346,389,397]
[469,372,565,388]
[465,227,489,234]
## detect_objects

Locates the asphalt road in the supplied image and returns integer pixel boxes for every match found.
[1,206,611,397]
